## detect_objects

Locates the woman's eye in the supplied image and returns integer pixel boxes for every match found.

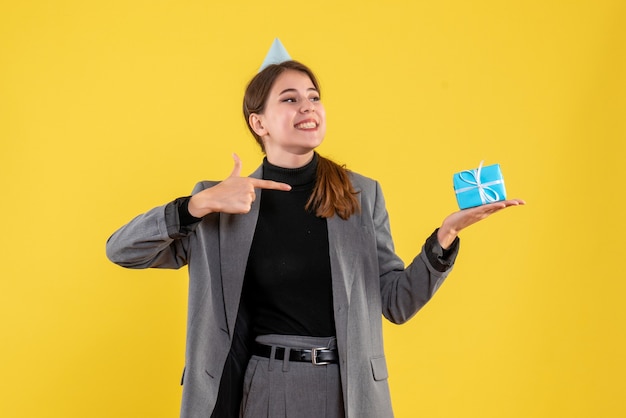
[281,95,319,103]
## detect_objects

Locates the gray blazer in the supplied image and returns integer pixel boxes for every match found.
[106,166,458,418]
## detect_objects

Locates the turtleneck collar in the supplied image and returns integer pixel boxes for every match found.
[262,152,318,187]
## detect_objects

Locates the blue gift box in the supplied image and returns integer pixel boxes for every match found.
[453,162,507,209]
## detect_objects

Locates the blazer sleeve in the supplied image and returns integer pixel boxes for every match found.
[373,180,459,324]
[105,182,215,269]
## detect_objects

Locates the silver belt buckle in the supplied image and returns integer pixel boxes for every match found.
[311,347,331,366]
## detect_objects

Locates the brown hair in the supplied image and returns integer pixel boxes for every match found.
[243,60,360,220]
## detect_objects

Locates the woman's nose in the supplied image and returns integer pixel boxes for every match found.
[300,100,315,112]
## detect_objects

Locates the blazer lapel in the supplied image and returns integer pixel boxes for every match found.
[219,166,263,337]
[327,187,364,308]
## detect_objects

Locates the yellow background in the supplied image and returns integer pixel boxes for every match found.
[1,1,625,417]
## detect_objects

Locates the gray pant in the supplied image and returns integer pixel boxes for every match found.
[240,335,345,418]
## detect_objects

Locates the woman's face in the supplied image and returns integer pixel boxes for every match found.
[249,69,326,167]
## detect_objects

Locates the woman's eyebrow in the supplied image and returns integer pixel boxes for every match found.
[279,87,318,95]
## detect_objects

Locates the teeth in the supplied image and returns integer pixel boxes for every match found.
[296,121,317,129]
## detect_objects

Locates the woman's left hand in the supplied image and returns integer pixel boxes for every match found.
[436,199,526,249]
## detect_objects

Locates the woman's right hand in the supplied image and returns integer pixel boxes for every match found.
[188,153,291,217]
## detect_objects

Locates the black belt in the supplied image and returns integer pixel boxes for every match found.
[253,342,339,365]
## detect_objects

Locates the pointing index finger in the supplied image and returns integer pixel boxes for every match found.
[249,178,292,191]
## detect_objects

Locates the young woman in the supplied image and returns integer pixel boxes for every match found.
[106,60,523,418]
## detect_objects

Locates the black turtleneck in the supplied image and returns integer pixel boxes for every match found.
[242,153,335,337]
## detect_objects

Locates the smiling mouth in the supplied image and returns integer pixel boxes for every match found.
[295,121,318,129]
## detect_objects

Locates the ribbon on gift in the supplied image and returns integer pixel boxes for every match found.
[455,161,503,205]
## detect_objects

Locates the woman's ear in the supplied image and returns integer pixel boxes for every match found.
[249,113,267,137]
